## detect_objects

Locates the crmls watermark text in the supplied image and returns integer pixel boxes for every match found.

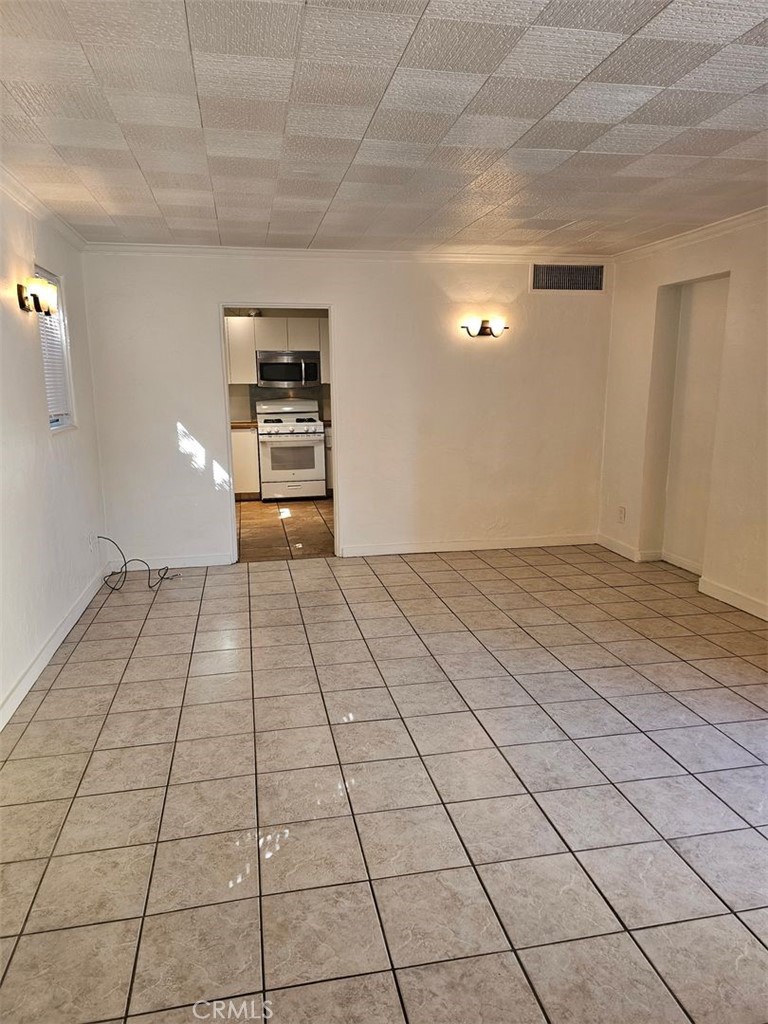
[193,998,273,1020]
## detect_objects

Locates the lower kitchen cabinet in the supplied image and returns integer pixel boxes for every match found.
[231,428,260,495]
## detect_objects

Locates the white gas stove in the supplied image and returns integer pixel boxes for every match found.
[255,400,326,500]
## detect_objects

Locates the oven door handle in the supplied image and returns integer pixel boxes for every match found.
[300,358,306,385]
[260,436,323,446]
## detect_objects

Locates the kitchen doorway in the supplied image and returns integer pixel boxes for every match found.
[221,305,336,562]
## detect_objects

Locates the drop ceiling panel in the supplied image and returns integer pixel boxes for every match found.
[1,0,764,254]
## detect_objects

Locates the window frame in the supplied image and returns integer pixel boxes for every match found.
[35,265,76,433]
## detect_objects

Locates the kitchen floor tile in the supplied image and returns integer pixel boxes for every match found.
[259,816,366,894]
[149,830,260,912]
[449,794,565,863]
[170,733,255,784]
[374,867,509,967]
[424,747,524,802]
[480,853,619,947]
[397,952,545,1024]
[262,882,388,988]
[0,752,88,805]
[696,765,768,825]
[357,804,468,877]
[258,765,350,824]
[536,785,659,850]
[56,789,164,854]
[342,757,439,812]
[405,711,492,754]
[333,719,417,762]
[268,973,404,1024]
[520,932,688,1024]
[618,775,747,837]
[501,740,607,792]
[160,776,257,840]
[670,829,768,910]
[256,724,337,772]
[634,916,768,1024]
[577,841,727,927]
[130,899,262,1014]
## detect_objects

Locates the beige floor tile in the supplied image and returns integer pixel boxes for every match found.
[397,952,544,1024]
[184,671,253,704]
[0,859,46,935]
[9,716,105,759]
[520,932,688,1024]
[259,816,366,894]
[130,899,262,1014]
[149,830,260,913]
[96,707,180,749]
[177,699,253,741]
[160,776,257,840]
[374,867,509,968]
[56,788,165,854]
[268,972,404,1024]
[170,733,255,784]
[357,804,468,878]
[79,743,173,795]
[26,845,154,932]
[480,853,619,947]
[256,724,337,772]
[424,748,524,802]
[254,693,327,731]
[333,719,417,762]
[109,678,185,713]
[343,757,439,813]
[258,765,350,825]
[0,752,88,805]
[0,800,70,862]
[449,794,566,863]
[262,882,388,988]
[34,685,116,720]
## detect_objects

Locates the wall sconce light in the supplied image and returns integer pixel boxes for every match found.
[18,276,58,316]
[461,317,508,338]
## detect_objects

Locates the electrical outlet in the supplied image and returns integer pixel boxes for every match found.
[617,505,627,524]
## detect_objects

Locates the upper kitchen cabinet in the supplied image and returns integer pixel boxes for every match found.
[320,319,330,383]
[226,316,257,384]
[253,317,288,350]
[287,318,320,351]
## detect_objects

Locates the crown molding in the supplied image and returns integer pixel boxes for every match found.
[0,167,87,252]
[615,207,768,263]
[80,240,613,265]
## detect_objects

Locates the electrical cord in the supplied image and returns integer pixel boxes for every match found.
[97,535,181,592]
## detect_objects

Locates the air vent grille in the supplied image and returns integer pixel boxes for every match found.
[532,264,604,291]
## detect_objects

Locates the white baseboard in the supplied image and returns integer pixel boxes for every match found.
[339,534,598,557]
[595,535,663,563]
[698,577,768,621]
[0,565,109,730]
[661,550,703,575]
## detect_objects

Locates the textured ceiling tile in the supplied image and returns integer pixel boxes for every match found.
[516,120,613,149]
[276,177,339,198]
[199,97,286,132]
[426,146,505,174]
[502,147,578,172]
[301,8,418,65]
[547,83,663,123]
[286,104,374,139]
[617,153,705,176]
[207,156,277,180]
[719,132,768,160]
[56,146,137,169]
[424,0,549,24]
[656,127,762,156]
[143,170,211,190]
[121,125,204,153]
[627,88,741,125]
[35,119,123,148]
[736,19,767,45]
[83,45,197,95]
[292,61,391,106]
[3,81,113,120]
[401,20,525,73]
[0,39,95,85]
[380,69,486,114]
[188,0,301,57]
[586,123,686,153]
[673,45,768,92]
[496,27,627,81]
[366,108,456,144]
[155,192,216,211]
[537,0,668,33]
[108,92,202,128]
[193,54,294,102]
[281,135,358,163]
[131,149,209,175]
[547,152,639,176]
[467,77,571,118]
[0,1,77,41]
[309,0,427,12]
[204,130,283,159]
[442,115,534,148]
[639,0,768,44]
[64,0,189,48]
[589,38,718,85]
[700,95,768,130]
[354,139,432,166]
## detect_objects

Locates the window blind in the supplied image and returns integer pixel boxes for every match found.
[36,270,73,429]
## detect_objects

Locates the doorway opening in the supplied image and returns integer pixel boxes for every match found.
[642,274,729,574]
[222,306,335,562]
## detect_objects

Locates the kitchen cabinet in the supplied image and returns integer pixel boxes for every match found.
[231,428,260,494]
[287,318,320,351]
[253,317,288,350]
[319,319,330,383]
[226,316,257,384]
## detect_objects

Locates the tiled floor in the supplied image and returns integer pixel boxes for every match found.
[1,544,767,1023]
[236,498,334,562]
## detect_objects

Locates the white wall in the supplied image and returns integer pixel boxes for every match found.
[663,275,728,572]
[83,250,613,561]
[600,212,768,617]
[0,185,106,725]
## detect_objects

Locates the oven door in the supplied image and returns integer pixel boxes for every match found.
[258,434,325,483]
[257,351,320,388]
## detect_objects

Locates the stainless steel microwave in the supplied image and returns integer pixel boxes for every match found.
[256,351,320,389]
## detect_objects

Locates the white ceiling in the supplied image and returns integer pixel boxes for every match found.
[1,0,766,254]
